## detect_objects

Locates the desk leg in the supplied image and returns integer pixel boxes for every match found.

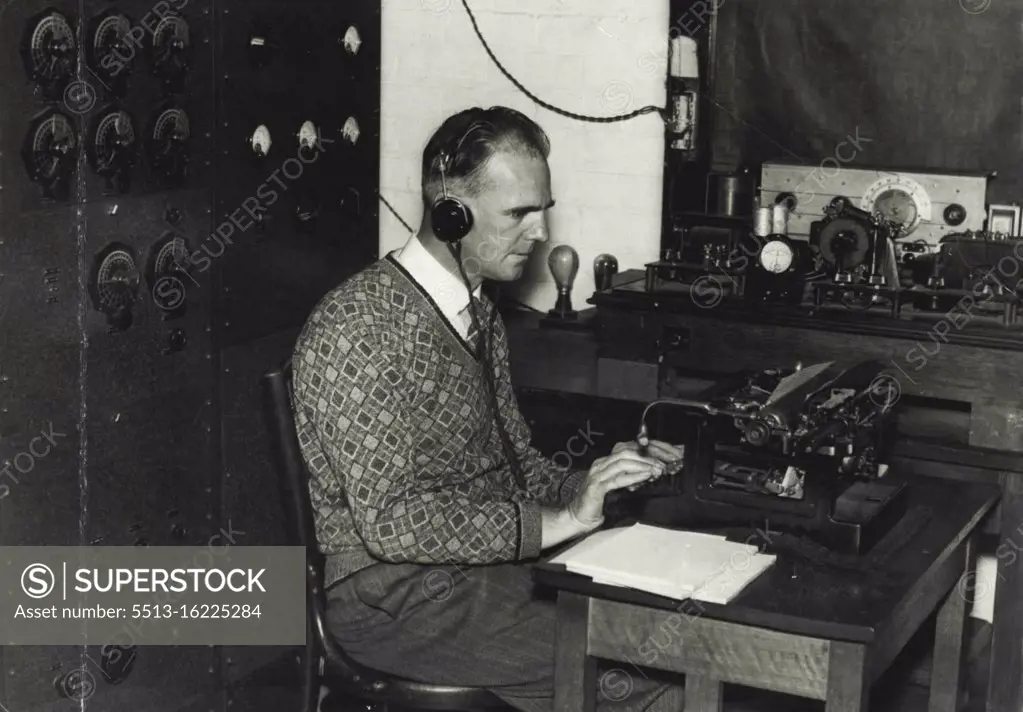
[683,675,722,712]
[825,641,869,712]
[555,592,596,712]
[929,535,975,712]
[989,476,1023,712]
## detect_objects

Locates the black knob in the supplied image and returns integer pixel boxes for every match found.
[775,192,797,211]
[944,203,966,226]
[165,207,182,225]
[167,328,186,352]
[744,420,771,446]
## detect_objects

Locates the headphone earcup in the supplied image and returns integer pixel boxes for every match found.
[431,198,473,243]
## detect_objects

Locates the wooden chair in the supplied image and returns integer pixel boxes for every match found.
[261,360,509,712]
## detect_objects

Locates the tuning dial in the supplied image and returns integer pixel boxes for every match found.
[148,106,190,185]
[88,11,133,95]
[21,10,76,99]
[147,233,191,318]
[89,244,140,331]
[147,12,191,90]
[22,110,78,201]
[87,108,136,193]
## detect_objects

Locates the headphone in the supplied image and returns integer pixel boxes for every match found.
[430,120,487,243]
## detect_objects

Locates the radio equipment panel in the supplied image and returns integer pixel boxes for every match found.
[759,161,990,253]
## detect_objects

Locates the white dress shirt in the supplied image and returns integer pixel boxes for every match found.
[392,233,482,340]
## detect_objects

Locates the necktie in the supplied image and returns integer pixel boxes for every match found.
[464,296,483,351]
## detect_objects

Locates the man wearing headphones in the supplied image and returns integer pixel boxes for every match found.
[292,106,685,712]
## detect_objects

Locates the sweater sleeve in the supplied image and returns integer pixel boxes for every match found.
[487,315,588,507]
[292,316,543,565]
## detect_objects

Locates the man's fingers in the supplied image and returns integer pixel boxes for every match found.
[592,459,662,488]
[604,468,662,493]
[604,449,664,467]
[589,449,657,477]
[643,440,685,461]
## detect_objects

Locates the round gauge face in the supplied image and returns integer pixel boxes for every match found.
[873,189,918,227]
[861,174,931,236]
[760,240,793,274]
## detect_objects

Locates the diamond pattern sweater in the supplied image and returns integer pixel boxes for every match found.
[292,254,587,587]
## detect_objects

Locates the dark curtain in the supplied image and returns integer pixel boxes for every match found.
[710,0,1023,201]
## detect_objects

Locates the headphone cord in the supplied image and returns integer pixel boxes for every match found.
[448,242,528,491]
[459,0,665,124]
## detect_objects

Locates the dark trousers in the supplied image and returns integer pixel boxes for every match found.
[326,560,685,712]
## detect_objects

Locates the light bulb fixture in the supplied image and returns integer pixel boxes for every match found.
[547,244,579,319]
[593,253,618,291]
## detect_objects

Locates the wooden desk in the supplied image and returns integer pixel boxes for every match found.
[506,304,1023,712]
[532,478,999,712]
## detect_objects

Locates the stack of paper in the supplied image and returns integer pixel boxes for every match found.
[549,523,775,604]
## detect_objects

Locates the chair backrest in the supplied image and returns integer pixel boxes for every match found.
[260,360,364,683]
[262,361,511,711]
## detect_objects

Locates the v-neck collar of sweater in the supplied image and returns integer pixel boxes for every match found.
[383,253,488,363]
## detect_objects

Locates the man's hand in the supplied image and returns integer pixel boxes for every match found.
[612,439,684,462]
[539,441,686,551]
[566,449,668,530]
[612,439,685,490]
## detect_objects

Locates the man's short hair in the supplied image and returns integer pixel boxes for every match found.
[421,106,550,206]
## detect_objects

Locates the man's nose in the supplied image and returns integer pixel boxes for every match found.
[526,215,549,243]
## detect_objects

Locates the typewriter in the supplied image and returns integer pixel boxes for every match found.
[630,360,907,554]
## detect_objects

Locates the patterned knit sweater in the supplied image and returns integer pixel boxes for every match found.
[292,255,587,587]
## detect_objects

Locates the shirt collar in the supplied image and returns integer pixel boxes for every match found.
[393,233,482,321]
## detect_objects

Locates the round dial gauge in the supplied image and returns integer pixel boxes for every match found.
[861,175,931,236]
[92,247,139,313]
[153,235,190,276]
[149,107,190,181]
[89,110,136,178]
[23,111,78,200]
[759,240,793,274]
[149,14,190,84]
[873,189,917,226]
[23,11,76,94]
[91,13,133,82]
